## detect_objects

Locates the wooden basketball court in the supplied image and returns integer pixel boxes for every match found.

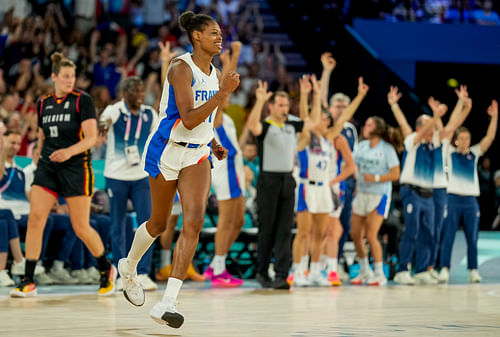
[1,281,500,336]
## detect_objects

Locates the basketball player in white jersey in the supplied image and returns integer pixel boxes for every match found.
[323,130,355,286]
[291,75,369,287]
[117,11,239,328]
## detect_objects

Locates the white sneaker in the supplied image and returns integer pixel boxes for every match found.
[0,270,15,286]
[309,272,330,287]
[337,267,350,282]
[428,269,439,280]
[86,267,100,284]
[116,277,123,291]
[137,274,158,291]
[10,259,45,276]
[414,271,438,285]
[118,258,145,307]
[35,272,55,285]
[367,273,387,286]
[394,271,415,285]
[49,268,79,284]
[293,271,310,287]
[71,269,93,284]
[468,269,482,283]
[438,268,449,284]
[350,269,373,285]
[149,298,184,328]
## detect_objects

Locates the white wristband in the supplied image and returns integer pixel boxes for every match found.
[375,174,380,182]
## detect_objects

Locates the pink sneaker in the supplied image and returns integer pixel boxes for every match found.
[211,270,244,288]
[328,271,342,286]
[203,266,214,281]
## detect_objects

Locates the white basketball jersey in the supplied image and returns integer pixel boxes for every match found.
[298,133,335,182]
[157,52,219,144]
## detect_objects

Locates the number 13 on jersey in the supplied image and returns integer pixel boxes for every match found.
[49,126,59,138]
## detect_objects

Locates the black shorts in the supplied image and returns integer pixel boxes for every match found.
[33,157,94,198]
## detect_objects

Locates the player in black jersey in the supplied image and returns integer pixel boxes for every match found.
[10,52,116,298]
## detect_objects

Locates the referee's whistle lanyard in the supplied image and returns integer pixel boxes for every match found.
[123,103,143,145]
[0,167,15,195]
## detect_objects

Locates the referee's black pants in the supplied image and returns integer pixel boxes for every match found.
[256,172,296,279]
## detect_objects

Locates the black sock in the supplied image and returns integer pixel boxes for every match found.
[24,259,38,283]
[96,254,110,273]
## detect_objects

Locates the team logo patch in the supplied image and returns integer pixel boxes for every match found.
[143,114,149,122]
[64,101,70,109]
[406,203,413,214]
[467,154,473,160]
[123,116,128,122]
[46,105,53,110]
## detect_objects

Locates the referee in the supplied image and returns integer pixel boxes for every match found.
[247,81,304,290]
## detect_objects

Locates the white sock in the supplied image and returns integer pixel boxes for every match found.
[52,260,64,272]
[127,222,156,271]
[300,255,309,272]
[162,277,183,303]
[310,262,321,277]
[320,254,328,271]
[326,258,338,273]
[212,255,226,275]
[359,257,369,273]
[374,262,384,277]
[160,249,171,268]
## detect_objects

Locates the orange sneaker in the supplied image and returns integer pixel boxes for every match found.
[186,264,205,282]
[10,280,37,298]
[328,271,342,286]
[156,265,172,281]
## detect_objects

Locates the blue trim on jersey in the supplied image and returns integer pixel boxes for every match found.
[298,149,309,179]
[216,124,237,157]
[341,127,356,151]
[451,152,476,182]
[191,78,196,87]
[158,86,181,140]
[297,183,308,212]
[226,157,242,199]
[144,132,166,178]
[414,145,434,182]
[376,194,388,216]
[339,181,346,202]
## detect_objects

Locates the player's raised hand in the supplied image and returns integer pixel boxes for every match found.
[387,86,402,106]
[321,52,336,71]
[299,75,312,95]
[358,77,369,96]
[158,41,177,63]
[487,99,498,117]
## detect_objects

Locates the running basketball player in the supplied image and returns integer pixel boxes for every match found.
[10,52,116,297]
[117,11,239,328]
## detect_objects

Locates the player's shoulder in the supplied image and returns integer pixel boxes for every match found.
[70,89,92,99]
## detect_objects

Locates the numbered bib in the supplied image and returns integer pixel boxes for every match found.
[125,145,141,166]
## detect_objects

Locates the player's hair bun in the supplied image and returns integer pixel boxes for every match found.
[179,11,195,30]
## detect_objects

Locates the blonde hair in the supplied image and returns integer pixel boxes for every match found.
[329,92,351,107]
[51,52,76,75]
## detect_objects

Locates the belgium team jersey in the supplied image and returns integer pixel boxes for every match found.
[37,90,96,163]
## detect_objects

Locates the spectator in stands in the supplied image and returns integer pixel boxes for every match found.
[99,76,159,291]
[0,131,50,283]
[473,0,500,25]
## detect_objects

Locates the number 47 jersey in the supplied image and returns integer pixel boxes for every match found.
[156,52,220,145]
[37,89,96,163]
[297,132,335,182]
